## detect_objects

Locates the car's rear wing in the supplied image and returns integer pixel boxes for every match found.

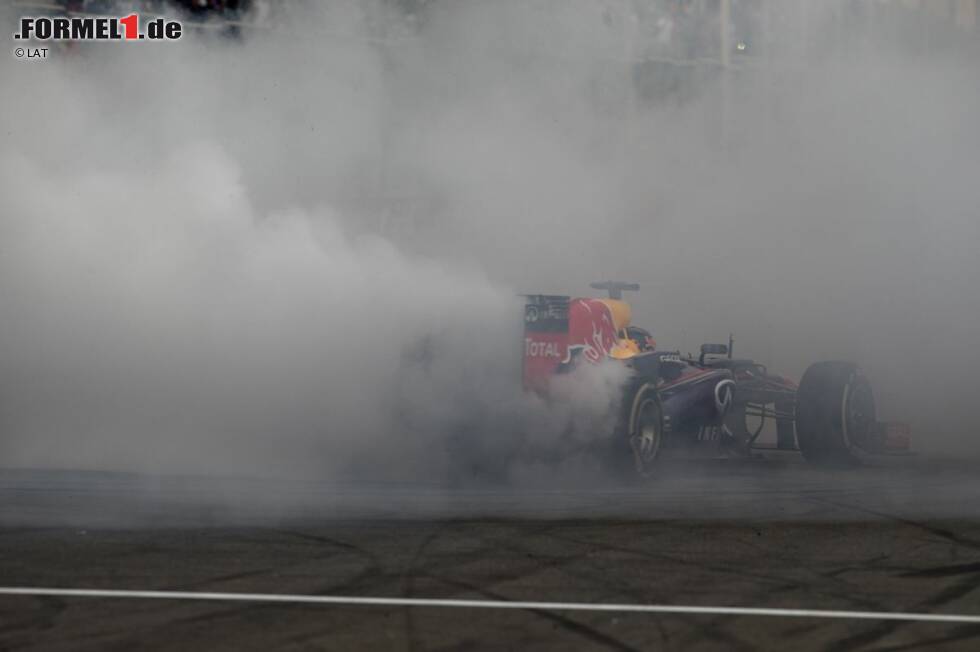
[522,295,570,393]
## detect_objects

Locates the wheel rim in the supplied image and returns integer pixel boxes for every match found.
[630,398,661,474]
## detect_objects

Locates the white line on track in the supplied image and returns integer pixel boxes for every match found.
[0,587,978,624]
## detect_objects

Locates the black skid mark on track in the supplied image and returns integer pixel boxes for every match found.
[171,568,278,592]
[157,528,394,631]
[0,595,67,637]
[828,621,905,652]
[391,520,651,652]
[810,498,980,552]
[395,522,549,651]
[920,573,980,608]
[807,499,980,651]
[163,563,390,629]
[538,529,834,599]
[830,621,980,652]
[452,523,759,652]
[871,623,980,651]
[425,573,646,652]
[466,531,640,599]
[272,528,386,562]
[402,525,451,652]
[900,561,980,578]
[671,613,759,652]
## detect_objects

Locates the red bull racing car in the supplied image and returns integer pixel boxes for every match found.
[523,282,910,476]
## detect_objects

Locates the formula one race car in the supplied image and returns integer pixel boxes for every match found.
[523,282,910,475]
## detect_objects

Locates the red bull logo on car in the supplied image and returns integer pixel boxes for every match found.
[522,295,618,392]
[567,298,617,364]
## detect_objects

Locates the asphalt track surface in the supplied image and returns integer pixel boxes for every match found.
[4,454,980,650]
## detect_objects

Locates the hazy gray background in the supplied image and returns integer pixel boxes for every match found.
[1,1,978,480]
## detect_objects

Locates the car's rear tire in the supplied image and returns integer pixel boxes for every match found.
[604,382,664,480]
[796,361,876,466]
[626,384,664,476]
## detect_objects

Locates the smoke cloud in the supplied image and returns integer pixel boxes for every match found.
[1,1,978,486]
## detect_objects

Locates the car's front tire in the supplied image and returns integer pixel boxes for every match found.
[796,361,876,466]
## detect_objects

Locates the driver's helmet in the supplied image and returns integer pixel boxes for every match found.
[626,326,655,352]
